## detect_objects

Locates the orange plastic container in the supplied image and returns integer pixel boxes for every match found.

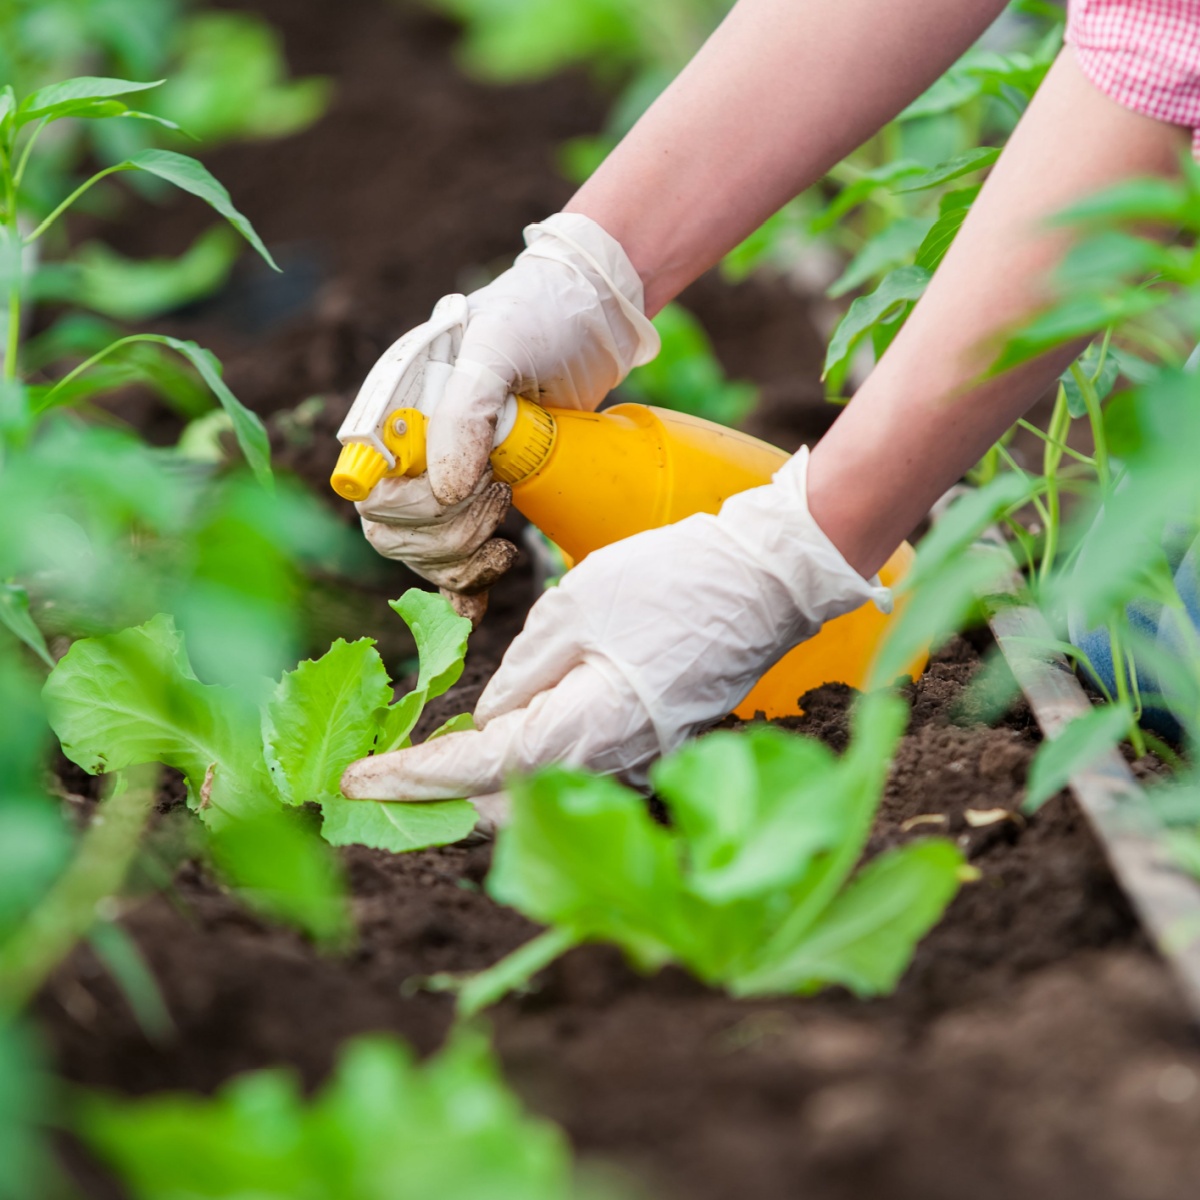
[497,402,923,718]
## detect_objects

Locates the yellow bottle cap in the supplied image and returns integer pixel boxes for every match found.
[491,398,556,485]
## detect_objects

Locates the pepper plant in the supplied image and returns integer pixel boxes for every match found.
[0,74,281,477]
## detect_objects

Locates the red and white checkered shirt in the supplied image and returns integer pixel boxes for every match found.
[1067,1,1200,155]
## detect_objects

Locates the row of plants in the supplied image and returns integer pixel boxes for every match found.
[0,62,978,1193]
[0,61,954,1197]
[6,7,1200,1198]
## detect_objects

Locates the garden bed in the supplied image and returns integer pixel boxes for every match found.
[38,1,1200,1198]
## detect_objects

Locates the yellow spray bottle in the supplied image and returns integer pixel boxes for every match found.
[331,298,924,718]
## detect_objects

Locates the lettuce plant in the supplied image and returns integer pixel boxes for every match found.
[459,693,965,1014]
[43,588,480,854]
[80,1029,620,1200]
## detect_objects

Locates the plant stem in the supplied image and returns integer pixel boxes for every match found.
[0,764,159,1014]
[23,163,132,245]
[1,135,18,383]
[35,333,157,410]
[12,116,48,191]
[4,278,18,385]
[1107,622,1147,758]
[1038,385,1071,585]
[1070,359,1111,488]
[1066,348,1143,753]
[1015,418,1096,466]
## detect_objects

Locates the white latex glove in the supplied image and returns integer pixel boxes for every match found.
[341,448,891,812]
[357,214,659,621]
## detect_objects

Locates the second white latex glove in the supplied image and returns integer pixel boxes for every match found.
[341,448,891,804]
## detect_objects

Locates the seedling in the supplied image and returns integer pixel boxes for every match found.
[455,692,965,1014]
[43,588,480,854]
[0,75,280,480]
[80,1029,622,1200]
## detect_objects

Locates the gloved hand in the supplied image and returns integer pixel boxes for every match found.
[341,447,891,814]
[357,213,659,622]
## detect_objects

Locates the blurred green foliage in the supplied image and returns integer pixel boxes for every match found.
[81,1029,625,1200]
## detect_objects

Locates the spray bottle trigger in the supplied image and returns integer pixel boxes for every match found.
[381,408,428,478]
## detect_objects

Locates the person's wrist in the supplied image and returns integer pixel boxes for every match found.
[715,449,891,619]
[559,200,678,316]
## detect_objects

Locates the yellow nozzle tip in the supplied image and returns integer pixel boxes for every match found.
[331,442,389,503]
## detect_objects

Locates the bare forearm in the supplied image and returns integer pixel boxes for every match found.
[807,51,1189,579]
[567,0,1007,314]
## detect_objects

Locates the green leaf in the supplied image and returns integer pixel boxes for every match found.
[869,548,1010,690]
[827,218,933,299]
[87,922,172,1041]
[811,160,925,232]
[1024,703,1133,812]
[892,146,1000,194]
[1056,231,1176,294]
[318,794,479,855]
[376,589,472,751]
[428,712,476,739]
[144,336,271,485]
[899,66,983,121]
[310,591,477,853]
[208,809,351,945]
[117,109,188,136]
[457,927,579,1019]
[72,226,240,323]
[42,615,273,828]
[652,728,846,903]
[81,1029,585,1200]
[904,473,1033,586]
[732,840,964,996]
[147,12,331,144]
[126,149,279,271]
[823,266,930,380]
[390,588,472,700]
[0,87,16,130]
[18,77,162,123]
[263,638,392,807]
[1055,177,1189,228]
[914,186,979,272]
[488,767,684,968]
[1061,340,1121,419]
[0,583,54,668]
[622,302,757,427]
[473,692,934,1008]
[993,288,1164,375]
[375,692,423,754]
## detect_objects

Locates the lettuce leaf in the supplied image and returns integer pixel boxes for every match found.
[263,638,391,807]
[466,692,965,1012]
[43,615,272,828]
[80,1030,605,1200]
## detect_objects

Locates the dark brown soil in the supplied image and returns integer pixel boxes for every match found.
[43,633,1200,1200]
[36,2,1200,1199]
